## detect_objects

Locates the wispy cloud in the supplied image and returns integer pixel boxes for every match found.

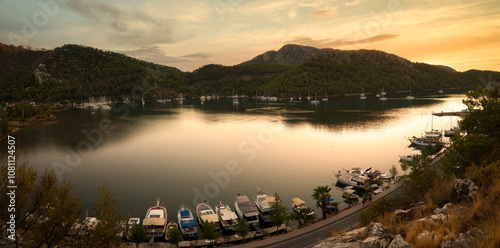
[181,52,211,60]
[65,0,157,31]
[345,0,362,7]
[286,34,399,48]
[311,7,338,18]
[119,46,190,64]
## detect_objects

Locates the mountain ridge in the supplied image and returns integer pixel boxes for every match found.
[0,42,498,102]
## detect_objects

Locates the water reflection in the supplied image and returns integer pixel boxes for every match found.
[0,90,468,219]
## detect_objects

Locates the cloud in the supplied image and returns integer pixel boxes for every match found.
[345,0,362,7]
[285,34,399,48]
[119,47,212,66]
[119,46,190,64]
[311,8,338,18]
[181,52,211,60]
[64,0,157,31]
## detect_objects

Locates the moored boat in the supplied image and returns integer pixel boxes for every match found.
[216,201,239,231]
[196,202,220,229]
[291,197,314,216]
[444,126,460,137]
[178,206,198,238]
[234,194,260,229]
[253,189,275,223]
[335,169,370,189]
[409,133,442,147]
[342,189,359,199]
[399,154,415,163]
[165,222,179,240]
[126,217,140,239]
[143,198,168,239]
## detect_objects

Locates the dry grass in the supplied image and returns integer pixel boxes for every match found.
[423,176,454,211]
[444,206,463,234]
[466,194,491,222]
[474,212,500,248]
[491,177,500,200]
[405,221,424,244]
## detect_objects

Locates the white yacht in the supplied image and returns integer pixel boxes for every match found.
[196,202,220,229]
[143,198,168,239]
[234,194,260,229]
[253,189,275,223]
[216,201,239,231]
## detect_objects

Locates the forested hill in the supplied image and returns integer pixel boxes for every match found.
[0,43,186,102]
[0,43,498,102]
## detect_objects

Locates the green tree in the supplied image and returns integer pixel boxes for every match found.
[0,162,83,248]
[312,185,332,220]
[129,223,148,248]
[291,207,314,226]
[235,219,250,243]
[400,160,409,176]
[201,221,219,245]
[442,84,500,177]
[270,192,289,232]
[90,184,126,247]
[402,154,439,200]
[389,164,398,179]
[167,226,184,248]
[329,201,340,214]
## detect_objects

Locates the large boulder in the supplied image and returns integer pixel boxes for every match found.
[313,224,393,248]
[364,222,390,237]
[434,203,453,214]
[387,235,412,248]
[451,179,478,202]
[440,229,483,248]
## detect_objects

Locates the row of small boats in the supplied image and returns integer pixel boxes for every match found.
[141,189,283,239]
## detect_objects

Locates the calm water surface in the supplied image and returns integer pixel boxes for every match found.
[1,91,467,220]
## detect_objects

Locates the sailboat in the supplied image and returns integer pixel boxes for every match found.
[425,114,442,137]
[406,85,414,100]
[311,92,320,104]
[360,88,366,100]
[444,115,460,137]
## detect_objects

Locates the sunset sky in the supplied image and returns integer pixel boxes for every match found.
[1,0,499,72]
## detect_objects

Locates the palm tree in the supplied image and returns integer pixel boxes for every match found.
[312,185,332,220]
[330,201,340,214]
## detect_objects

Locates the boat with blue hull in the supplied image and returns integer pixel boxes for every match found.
[178,206,198,239]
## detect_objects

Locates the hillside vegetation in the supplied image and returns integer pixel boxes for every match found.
[352,84,500,248]
[0,43,499,103]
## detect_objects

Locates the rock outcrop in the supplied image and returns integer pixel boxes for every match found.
[451,179,478,202]
[312,223,394,248]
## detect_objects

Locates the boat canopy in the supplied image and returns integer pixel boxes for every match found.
[344,189,356,195]
[201,214,219,223]
[219,208,238,221]
[180,210,191,217]
[148,209,165,219]
[256,195,275,209]
[236,196,259,216]
[292,198,306,205]
[143,218,166,226]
